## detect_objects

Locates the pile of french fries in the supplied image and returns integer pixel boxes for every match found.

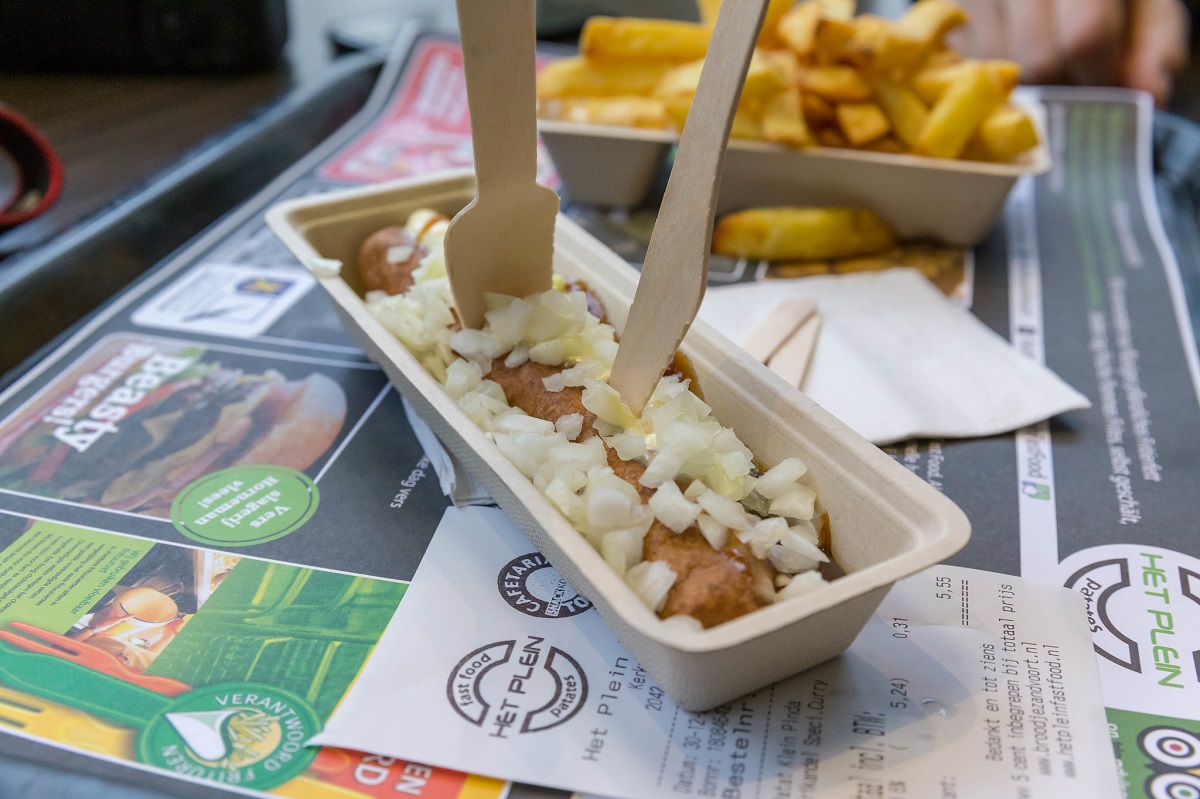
[536,0,1039,163]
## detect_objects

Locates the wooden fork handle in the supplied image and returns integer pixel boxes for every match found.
[610,0,771,413]
[455,0,540,196]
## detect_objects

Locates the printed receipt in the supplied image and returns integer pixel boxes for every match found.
[315,507,1119,799]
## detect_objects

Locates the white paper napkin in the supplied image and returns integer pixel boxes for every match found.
[402,397,493,506]
[698,268,1090,444]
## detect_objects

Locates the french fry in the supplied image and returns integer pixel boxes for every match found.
[893,0,969,47]
[540,96,670,129]
[812,17,856,63]
[695,0,722,25]
[922,48,963,70]
[714,207,898,260]
[759,0,802,47]
[821,0,856,20]
[816,127,849,148]
[731,109,767,139]
[801,91,838,125]
[767,262,833,279]
[762,87,814,145]
[872,78,928,146]
[761,48,801,87]
[537,0,1038,164]
[664,95,692,129]
[664,96,765,139]
[798,65,873,101]
[914,61,1004,158]
[654,59,706,100]
[970,104,1039,161]
[847,15,926,73]
[536,57,668,99]
[695,0,794,47]
[579,17,711,63]
[861,134,905,154]
[832,255,894,273]
[911,59,1018,105]
[835,101,890,145]
[654,50,791,102]
[777,1,822,57]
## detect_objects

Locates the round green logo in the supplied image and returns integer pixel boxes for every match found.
[170,465,318,547]
[136,682,320,790]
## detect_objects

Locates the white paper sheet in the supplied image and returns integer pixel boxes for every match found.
[698,269,1090,445]
[402,397,493,506]
[316,507,1120,799]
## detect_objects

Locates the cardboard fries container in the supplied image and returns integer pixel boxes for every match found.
[266,171,970,710]
[538,98,1051,247]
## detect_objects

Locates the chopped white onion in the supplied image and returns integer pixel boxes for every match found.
[504,345,530,368]
[696,513,729,550]
[581,379,640,430]
[661,614,704,633]
[779,529,829,564]
[603,432,647,461]
[696,489,752,532]
[386,244,414,263]
[756,457,810,499]
[443,359,482,400]
[600,522,651,577]
[404,209,440,237]
[789,520,820,545]
[493,410,556,436]
[639,451,683,488]
[625,560,677,613]
[649,480,702,533]
[769,483,817,521]
[585,469,649,531]
[449,328,508,361]
[555,414,585,441]
[775,570,826,601]
[738,516,789,559]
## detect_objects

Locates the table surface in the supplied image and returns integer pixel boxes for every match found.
[5,0,1200,265]
[0,0,448,239]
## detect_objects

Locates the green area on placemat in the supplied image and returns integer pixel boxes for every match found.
[1107,707,1200,798]
[170,465,320,547]
[137,681,321,790]
[144,558,405,719]
[0,521,153,633]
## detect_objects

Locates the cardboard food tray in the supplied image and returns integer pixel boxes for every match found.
[266,170,970,710]
[539,98,1052,247]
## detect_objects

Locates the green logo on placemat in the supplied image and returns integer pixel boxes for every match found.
[137,682,320,789]
[170,465,318,546]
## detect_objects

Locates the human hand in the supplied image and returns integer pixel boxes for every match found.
[948,0,1189,106]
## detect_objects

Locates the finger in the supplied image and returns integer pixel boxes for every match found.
[1052,0,1125,86]
[1004,0,1066,84]
[1123,0,1190,105]
[946,0,1010,61]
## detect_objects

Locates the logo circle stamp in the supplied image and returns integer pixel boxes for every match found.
[170,465,319,547]
[497,553,593,619]
[447,637,588,736]
[137,682,320,790]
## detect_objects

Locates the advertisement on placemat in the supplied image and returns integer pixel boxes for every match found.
[0,511,504,799]
[0,332,449,580]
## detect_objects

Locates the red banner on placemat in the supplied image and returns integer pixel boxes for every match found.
[321,38,558,187]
